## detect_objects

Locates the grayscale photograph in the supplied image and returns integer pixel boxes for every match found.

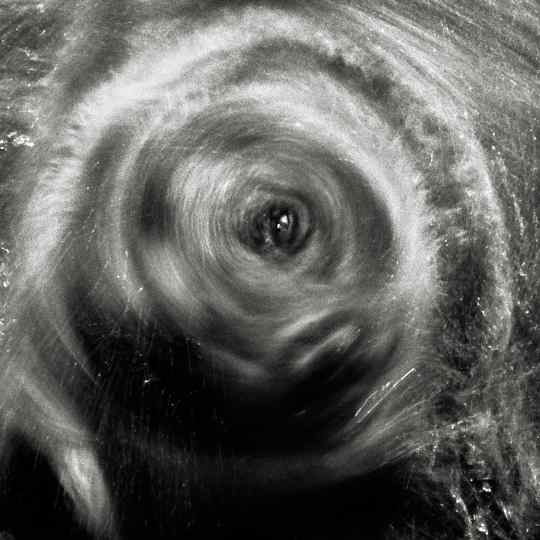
[0,1,539,538]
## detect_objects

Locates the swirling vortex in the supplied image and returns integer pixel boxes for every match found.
[6,1,516,534]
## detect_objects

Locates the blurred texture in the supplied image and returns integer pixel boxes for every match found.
[0,1,539,539]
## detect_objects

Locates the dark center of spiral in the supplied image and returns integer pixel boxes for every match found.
[248,203,308,255]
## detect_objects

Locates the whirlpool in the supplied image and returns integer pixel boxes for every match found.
[0,1,539,538]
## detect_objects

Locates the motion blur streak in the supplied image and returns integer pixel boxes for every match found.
[0,1,539,539]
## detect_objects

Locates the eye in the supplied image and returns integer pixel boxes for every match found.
[248,203,310,256]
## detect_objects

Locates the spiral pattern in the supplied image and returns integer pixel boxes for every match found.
[6,2,528,537]
[18,2,514,452]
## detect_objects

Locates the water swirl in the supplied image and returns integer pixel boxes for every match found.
[1,1,538,538]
